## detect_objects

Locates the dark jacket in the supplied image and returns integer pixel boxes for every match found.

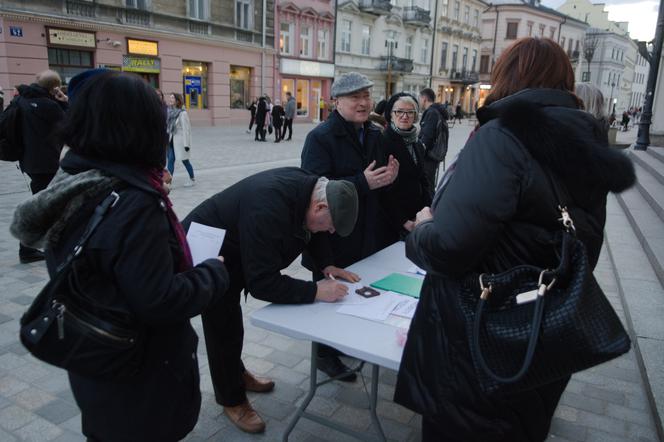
[395,89,635,441]
[182,167,328,304]
[17,84,67,174]
[44,152,228,441]
[300,110,394,270]
[255,98,268,126]
[248,102,257,117]
[378,125,432,237]
[271,104,285,127]
[418,102,448,159]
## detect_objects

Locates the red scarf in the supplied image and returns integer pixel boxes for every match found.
[147,168,193,272]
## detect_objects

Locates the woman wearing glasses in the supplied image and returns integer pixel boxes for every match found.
[377,92,432,240]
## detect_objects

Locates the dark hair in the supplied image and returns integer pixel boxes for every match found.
[61,71,168,168]
[286,91,292,97]
[172,93,184,108]
[484,38,577,106]
[419,88,436,102]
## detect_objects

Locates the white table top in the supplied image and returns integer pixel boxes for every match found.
[250,241,420,371]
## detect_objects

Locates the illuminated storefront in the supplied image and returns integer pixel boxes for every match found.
[182,61,209,110]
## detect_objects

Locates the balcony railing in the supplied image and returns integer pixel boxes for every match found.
[358,0,392,15]
[121,8,151,26]
[379,56,414,73]
[449,69,479,83]
[66,0,96,17]
[403,6,430,26]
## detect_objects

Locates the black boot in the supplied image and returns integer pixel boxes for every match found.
[19,244,45,264]
[316,355,357,382]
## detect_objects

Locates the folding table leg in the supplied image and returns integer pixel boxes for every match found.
[282,342,319,442]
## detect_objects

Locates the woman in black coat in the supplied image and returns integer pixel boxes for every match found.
[394,38,635,442]
[11,71,229,441]
[378,93,432,240]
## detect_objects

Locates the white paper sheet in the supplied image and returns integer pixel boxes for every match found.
[391,297,419,319]
[336,291,403,321]
[407,264,427,276]
[186,222,227,266]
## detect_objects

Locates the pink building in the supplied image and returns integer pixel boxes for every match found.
[274,0,335,122]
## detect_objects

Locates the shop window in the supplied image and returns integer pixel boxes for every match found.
[47,48,93,84]
[230,65,251,109]
[182,61,209,109]
[297,80,309,116]
[282,78,295,102]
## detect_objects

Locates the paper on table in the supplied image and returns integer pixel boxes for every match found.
[407,264,427,276]
[315,283,368,305]
[392,297,418,319]
[336,291,403,321]
[186,222,227,266]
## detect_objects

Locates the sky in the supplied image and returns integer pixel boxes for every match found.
[541,0,659,41]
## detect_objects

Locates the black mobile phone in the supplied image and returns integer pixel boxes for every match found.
[355,286,380,298]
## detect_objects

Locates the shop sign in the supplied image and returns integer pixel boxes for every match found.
[479,84,492,90]
[122,55,160,73]
[10,26,23,37]
[127,39,158,56]
[48,28,95,48]
[184,76,202,94]
[280,59,335,78]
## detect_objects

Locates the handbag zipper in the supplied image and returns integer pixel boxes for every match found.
[52,301,135,344]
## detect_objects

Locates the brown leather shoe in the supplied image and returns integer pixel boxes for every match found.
[224,401,266,433]
[242,370,275,393]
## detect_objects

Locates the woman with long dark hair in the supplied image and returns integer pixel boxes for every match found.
[11,71,229,441]
[395,38,635,441]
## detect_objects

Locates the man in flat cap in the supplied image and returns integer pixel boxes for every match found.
[300,72,400,381]
[182,167,359,434]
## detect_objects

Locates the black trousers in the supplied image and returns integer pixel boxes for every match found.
[422,159,439,193]
[201,277,247,407]
[282,118,293,140]
[255,126,266,141]
[273,124,283,141]
[249,115,255,130]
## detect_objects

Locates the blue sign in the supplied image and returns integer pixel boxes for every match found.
[184,76,202,94]
[10,26,23,37]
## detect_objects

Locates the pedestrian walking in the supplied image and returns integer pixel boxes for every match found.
[254,96,268,141]
[301,71,400,381]
[454,100,463,123]
[395,37,636,442]
[418,87,449,189]
[575,82,609,143]
[182,168,358,434]
[14,70,68,263]
[167,93,196,186]
[271,99,285,142]
[246,99,257,133]
[11,70,228,442]
[283,91,296,140]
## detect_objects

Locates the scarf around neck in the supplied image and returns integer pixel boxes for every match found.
[167,107,183,136]
[390,122,420,163]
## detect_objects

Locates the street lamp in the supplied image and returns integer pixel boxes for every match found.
[635,0,664,151]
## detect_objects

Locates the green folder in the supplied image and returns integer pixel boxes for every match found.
[370,273,423,299]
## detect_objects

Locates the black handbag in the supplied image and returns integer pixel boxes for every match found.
[458,170,631,396]
[20,191,146,380]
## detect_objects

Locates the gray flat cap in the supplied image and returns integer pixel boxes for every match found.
[326,180,358,237]
[331,72,374,98]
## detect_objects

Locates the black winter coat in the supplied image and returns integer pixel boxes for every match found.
[272,104,285,127]
[49,152,229,441]
[300,110,394,270]
[418,102,448,157]
[395,89,635,441]
[17,84,67,174]
[378,126,432,237]
[182,167,326,304]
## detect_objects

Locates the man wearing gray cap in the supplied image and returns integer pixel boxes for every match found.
[301,72,400,381]
[182,167,359,434]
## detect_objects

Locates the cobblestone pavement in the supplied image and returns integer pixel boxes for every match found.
[0,121,660,441]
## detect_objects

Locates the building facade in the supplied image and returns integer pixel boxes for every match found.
[479,1,587,107]
[0,0,276,126]
[630,47,648,110]
[335,0,433,102]
[431,0,485,114]
[275,0,335,122]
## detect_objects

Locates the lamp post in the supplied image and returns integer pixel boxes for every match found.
[635,0,664,150]
[607,81,616,118]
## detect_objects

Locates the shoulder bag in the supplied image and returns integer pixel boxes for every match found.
[20,191,146,380]
[458,168,631,396]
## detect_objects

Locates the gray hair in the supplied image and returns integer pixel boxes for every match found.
[312,177,329,203]
[575,83,606,120]
[394,95,419,122]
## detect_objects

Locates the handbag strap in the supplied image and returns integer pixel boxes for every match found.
[55,191,120,274]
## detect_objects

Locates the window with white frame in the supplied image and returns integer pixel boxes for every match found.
[189,0,208,20]
[406,36,413,59]
[539,24,545,36]
[300,26,311,57]
[452,44,458,70]
[549,27,555,39]
[506,22,518,39]
[560,36,565,49]
[318,28,329,60]
[361,25,371,55]
[421,38,429,64]
[236,0,252,30]
[341,20,352,52]
[126,0,149,8]
[464,6,470,24]
[453,1,460,21]
[471,49,477,71]
[441,0,448,17]
[280,22,293,55]
[473,9,479,27]
[440,42,448,69]
[527,21,533,36]
[462,46,468,70]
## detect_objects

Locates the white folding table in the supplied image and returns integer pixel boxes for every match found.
[250,241,420,442]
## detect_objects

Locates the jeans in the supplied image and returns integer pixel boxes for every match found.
[167,144,194,179]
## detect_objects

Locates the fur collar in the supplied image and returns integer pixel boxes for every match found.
[10,169,119,249]
[478,89,635,193]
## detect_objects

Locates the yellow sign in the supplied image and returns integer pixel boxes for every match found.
[127,39,158,56]
[122,56,161,74]
[48,28,95,48]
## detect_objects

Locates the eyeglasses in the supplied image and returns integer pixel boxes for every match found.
[392,109,417,118]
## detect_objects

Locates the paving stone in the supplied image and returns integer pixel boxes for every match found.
[549,417,588,442]
[0,405,37,431]
[0,353,28,371]
[582,383,627,405]
[11,387,56,410]
[553,404,579,422]
[270,381,305,404]
[304,396,340,417]
[264,349,305,368]
[330,406,372,431]
[0,313,12,325]
[376,399,415,424]
[13,416,63,441]
[0,375,30,396]
[335,386,370,408]
[380,416,414,442]
[253,395,296,421]
[575,409,628,436]
[34,399,81,424]
[49,430,85,442]
[242,356,275,375]
[263,334,294,351]
[605,402,655,427]
[0,427,17,441]
[267,365,309,386]
[560,391,606,415]
[241,341,273,358]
